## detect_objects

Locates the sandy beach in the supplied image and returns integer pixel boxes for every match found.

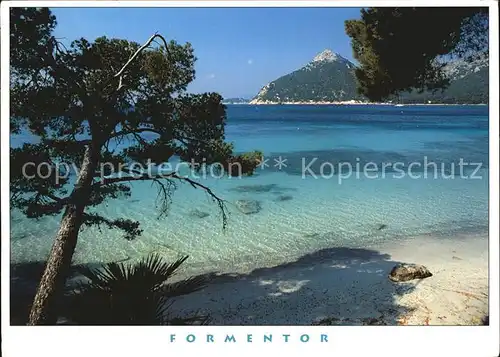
[169,232,488,325]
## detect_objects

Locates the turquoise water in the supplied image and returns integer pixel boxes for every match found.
[10,105,489,274]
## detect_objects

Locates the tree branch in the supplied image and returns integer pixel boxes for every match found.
[100,171,229,229]
[81,212,143,240]
[100,172,175,186]
[114,32,172,91]
[46,193,68,204]
[108,127,162,141]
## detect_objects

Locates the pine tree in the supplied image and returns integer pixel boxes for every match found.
[10,7,260,325]
[345,7,488,101]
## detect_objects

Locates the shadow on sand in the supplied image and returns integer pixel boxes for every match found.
[167,246,417,325]
[10,260,110,325]
[10,246,417,325]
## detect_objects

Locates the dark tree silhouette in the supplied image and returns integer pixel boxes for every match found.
[10,7,260,325]
[345,7,489,101]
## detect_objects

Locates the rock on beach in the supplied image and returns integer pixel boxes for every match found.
[388,263,433,282]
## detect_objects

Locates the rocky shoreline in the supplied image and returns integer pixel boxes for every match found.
[244,100,487,106]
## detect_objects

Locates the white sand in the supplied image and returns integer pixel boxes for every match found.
[169,232,488,325]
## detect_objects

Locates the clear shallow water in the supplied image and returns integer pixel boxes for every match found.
[10,105,489,274]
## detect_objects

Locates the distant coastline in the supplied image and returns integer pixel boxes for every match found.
[226,101,488,106]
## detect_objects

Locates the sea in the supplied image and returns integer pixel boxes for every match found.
[10,104,489,276]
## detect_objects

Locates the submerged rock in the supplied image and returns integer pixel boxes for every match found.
[230,184,278,193]
[229,183,296,194]
[234,200,262,214]
[189,209,210,219]
[388,263,433,282]
[274,194,293,202]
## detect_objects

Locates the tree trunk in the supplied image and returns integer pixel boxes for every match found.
[27,145,98,325]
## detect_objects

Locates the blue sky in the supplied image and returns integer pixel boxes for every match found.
[51,7,361,98]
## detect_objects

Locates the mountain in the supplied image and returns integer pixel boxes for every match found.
[222,97,250,104]
[250,50,489,104]
[398,57,488,104]
[250,50,362,104]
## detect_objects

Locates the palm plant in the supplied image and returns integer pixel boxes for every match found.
[66,254,208,325]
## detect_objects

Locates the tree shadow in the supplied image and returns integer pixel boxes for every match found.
[10,246,418,326]
[10,260,111,325]
[168,246,418,325]
[10,261,54,325]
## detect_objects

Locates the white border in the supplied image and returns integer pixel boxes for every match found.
[1,2,498,357]
[0,0,497,7]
